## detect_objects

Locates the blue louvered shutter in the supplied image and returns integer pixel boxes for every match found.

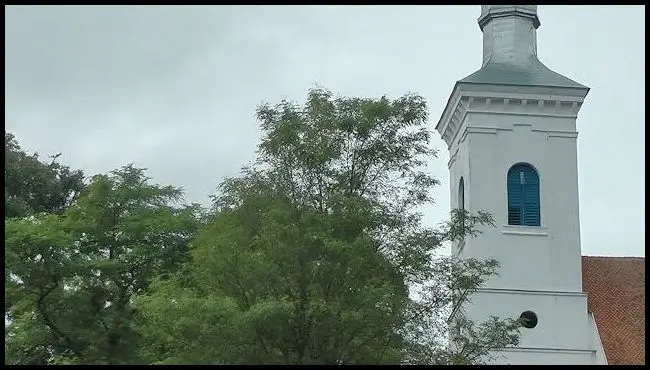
[522,168,540,226]
[507,164,540,226]
[507,170,523,225]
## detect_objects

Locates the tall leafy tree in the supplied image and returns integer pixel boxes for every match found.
[136,88,522,365]
[5,165,202,364]
[5,132,85,219]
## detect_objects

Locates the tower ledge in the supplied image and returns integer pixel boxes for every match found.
[436,82,589,149]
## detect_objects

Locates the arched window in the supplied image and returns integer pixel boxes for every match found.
[507,163,540,226]
[458,177,466,238]
[458,177,465,211]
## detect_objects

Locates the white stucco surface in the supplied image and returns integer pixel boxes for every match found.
[436,5,607,365]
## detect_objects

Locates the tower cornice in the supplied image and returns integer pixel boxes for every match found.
[436,82,589,149]
[478,5,540,31]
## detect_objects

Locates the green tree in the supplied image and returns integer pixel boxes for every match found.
[136,88,522,364]
[5,165,202,365]
[5,132,85,219]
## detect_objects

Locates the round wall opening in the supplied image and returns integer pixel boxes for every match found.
[519,310,538,329]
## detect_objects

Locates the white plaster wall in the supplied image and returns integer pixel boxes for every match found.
[451,111,583,292]
[465,290,591,350]
[492,348,600,365]
[444,95,600,364]
[589,314,609,364]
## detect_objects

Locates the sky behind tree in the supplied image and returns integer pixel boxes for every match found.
[5,5,645,257]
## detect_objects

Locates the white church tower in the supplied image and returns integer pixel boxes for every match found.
[436,6,607,365]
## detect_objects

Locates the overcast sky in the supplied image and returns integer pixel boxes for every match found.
[5,5,645,257]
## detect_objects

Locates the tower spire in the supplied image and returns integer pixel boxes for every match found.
[435,5,597,364]
[478,5,541,67]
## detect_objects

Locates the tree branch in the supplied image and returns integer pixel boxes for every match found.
[36,283,83,359]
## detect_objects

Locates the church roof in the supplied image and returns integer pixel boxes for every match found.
[582,256,645,365]
[459,57,588,90]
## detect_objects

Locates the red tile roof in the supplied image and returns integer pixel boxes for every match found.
[582,256,645,365]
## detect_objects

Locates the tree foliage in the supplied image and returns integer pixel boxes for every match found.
[5,88,523,365]
[5,132,85,219]
[5,165,202,364]
[136,88,523,364]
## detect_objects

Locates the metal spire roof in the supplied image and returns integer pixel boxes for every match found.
[459,5,588,90]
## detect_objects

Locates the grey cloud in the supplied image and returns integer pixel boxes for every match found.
[5,5,645,257]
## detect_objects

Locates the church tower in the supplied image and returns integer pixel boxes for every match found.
[436,6,606,364]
